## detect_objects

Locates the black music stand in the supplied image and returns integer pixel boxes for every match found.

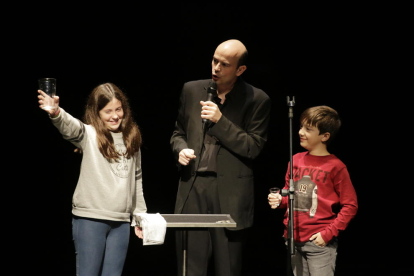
[161,214,237,276]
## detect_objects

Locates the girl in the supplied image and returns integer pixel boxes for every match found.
[38,82,147,276]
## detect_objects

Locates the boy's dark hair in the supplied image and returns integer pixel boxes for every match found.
[300,105,341,145]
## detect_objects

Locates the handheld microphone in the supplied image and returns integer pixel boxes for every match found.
[202,82,217,125]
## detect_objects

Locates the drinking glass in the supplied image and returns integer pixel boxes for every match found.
[38,78,56,111]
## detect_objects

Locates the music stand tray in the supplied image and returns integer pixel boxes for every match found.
[160,213,236,227]
[158,214,237,276]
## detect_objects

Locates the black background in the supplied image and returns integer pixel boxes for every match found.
[12,3,407,276]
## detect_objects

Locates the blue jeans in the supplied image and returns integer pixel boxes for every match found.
[72,216,130,276]
[290,238,338,276]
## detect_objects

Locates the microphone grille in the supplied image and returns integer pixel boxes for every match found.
[209,81,217,91]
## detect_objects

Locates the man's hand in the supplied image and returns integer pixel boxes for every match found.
[178,149,196,166]
[200,101,222,123]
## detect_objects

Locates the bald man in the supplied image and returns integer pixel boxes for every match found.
[170,39,271,276]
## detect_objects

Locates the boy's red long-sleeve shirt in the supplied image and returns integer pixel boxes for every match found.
[280,151,358,243]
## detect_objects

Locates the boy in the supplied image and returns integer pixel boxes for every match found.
[268,105,358,276]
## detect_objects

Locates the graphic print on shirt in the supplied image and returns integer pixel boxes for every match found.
[293,175,318,218]
[109,143,129,178]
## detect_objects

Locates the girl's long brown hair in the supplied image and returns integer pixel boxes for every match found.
[83,83,142,161]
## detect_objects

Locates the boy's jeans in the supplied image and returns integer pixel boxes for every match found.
[289,238,338,276]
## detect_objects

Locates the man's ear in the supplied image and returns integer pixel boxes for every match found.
[236,65,247,76]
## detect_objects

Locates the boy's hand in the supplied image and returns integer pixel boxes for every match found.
[268,193,282,209]
[310,232,326,247]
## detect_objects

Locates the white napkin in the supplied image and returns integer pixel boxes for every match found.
[134,213,167,246]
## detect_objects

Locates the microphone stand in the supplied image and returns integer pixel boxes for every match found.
[182,83,216,275]
[281,96,296,276]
